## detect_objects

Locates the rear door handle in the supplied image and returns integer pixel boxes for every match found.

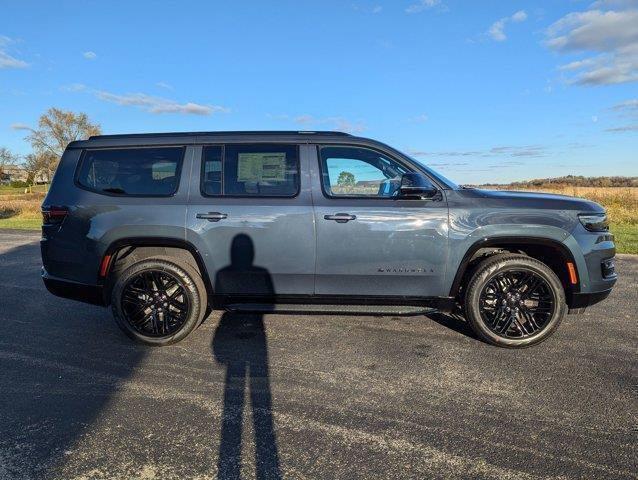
[324,213,356,223]
[196,212,228,222]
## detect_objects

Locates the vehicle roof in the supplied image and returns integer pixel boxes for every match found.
[68,130,380,149]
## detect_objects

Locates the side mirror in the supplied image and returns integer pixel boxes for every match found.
[399,173,438,198]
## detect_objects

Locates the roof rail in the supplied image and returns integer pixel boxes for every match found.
[88,130,352,140]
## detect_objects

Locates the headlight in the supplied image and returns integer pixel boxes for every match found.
[578,213,609,232]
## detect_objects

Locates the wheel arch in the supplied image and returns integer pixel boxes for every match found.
[99,237,213,303]
[449,236,580,300]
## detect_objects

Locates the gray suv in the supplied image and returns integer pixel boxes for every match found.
[40,131,617,347]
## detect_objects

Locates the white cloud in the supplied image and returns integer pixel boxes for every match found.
[293,114,365,133]
[606,98,638,131]
[511,10,528,22]
[295,114,314,125]
[410,144,548,158]
[605,124,638,132]
[405,0,440,14]
[545,7,638,85]
[64,83,87,92]
[83,51,97,60]
[0,52,27,68]
[156,81,173,90]
[558,58,597,71]
[488,20,507,42]
[611,98,638,111]
[589,0,638,9]
[411,114,429,122]
[352,3,383,14]
[65,84,228,116]
[332,118,366,134]
[488,10,528,41]
[546,10,638,51]
[10,122,31,131]
[95,91,228,115]
[0,35,28,69]
[266,113,290,121]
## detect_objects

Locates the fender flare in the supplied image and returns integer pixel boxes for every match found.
[99,236,213,295]
[448,235,580,297]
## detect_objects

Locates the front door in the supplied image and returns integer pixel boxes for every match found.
[186,143,315,297]
[311,145,449,298]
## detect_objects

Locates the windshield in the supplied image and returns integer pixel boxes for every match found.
[405,154,460,189]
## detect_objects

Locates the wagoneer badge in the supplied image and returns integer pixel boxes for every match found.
[378,267,426,273]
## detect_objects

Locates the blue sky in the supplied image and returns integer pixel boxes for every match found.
[1,0,636,184]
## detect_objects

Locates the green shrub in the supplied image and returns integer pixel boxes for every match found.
[9,180,30,188]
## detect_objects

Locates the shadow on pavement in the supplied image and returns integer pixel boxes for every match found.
[0,233,283,479]
[0,239,149,478]
[212,234,281,479]
[425,311,480,341]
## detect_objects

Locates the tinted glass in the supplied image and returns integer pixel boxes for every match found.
[202,144,299,197]
[320,146,409,197]
[201,146,222,195]
[77,147,184,196]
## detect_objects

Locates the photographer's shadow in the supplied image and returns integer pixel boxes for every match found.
[212,234,281,479]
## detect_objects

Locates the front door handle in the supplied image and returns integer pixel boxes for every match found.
[324,213,356,223]
[196,212,228,222]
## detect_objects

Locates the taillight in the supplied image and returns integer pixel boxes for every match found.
[42,206,68,225]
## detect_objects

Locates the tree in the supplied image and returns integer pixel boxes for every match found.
[27,107,101,160]
[24,151,58,184]
[0,147,19,179]
[337,171,355,187]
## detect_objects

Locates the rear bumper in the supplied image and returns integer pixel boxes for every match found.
[42,268,106,306]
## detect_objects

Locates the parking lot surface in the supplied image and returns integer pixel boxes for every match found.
[0,230,636,479]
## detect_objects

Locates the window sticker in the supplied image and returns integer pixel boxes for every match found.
[237,152,286,183]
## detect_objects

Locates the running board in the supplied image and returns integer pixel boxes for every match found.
[223,303,437,316]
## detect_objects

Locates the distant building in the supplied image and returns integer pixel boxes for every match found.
[0,165,47,184]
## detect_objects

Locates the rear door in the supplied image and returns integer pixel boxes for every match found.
[186,143,315,297]
[310,144,449,298]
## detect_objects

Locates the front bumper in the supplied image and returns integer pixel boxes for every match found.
[567,288,613,314]
[42,268,106,306]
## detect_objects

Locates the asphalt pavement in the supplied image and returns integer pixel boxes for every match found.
[0,230,636,479]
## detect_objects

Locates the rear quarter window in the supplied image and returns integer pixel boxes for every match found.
[76,147,184,196]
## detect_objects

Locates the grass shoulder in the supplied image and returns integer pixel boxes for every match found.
[0,216,41,230]
[0,184,48,195]
[611,223,638,255]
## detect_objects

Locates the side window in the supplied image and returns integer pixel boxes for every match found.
[202,146,222,195]
[201,144,299,197]
[77,147,184,196]
[319,146,409,198]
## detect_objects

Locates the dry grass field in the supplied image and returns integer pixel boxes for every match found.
[0,190,45,230]
[1,185,636,253]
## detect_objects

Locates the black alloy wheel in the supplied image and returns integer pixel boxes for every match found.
[111,258,207,346]
[464,254,566,348]
[478,269,555,339]
[120,269,191,337]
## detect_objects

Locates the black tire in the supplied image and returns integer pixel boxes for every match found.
[463,254,566,348]
[111,258,207,346]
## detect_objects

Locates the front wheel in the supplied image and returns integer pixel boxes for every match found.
[111,259,207,346]
[464,254,566,348]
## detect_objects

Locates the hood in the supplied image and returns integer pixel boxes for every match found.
[463,188,604,212]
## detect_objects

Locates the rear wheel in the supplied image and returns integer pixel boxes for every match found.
[463,254,566,348]
[111,259,206,346]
